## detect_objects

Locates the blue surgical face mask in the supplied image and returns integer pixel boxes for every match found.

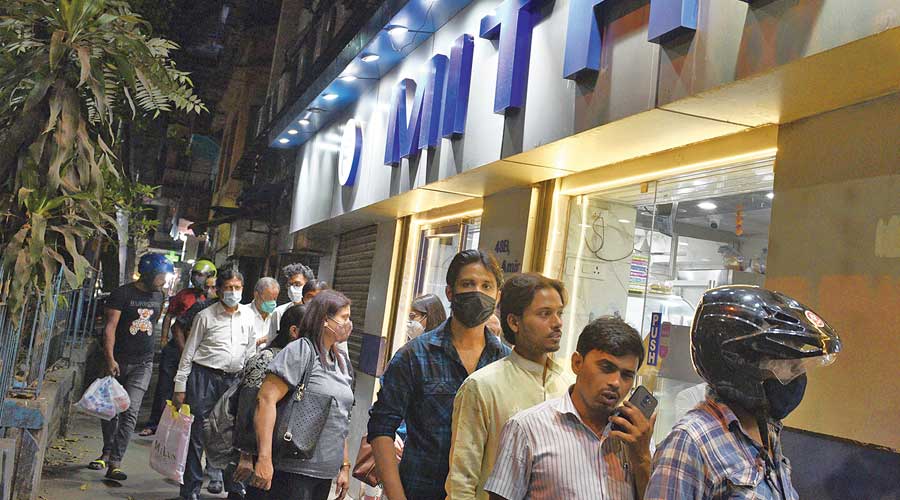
[221,290,242,307]
[260,300,277,314]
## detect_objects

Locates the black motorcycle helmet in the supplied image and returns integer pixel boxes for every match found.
[691,285,842,413]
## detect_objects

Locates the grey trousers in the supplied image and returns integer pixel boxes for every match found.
[100,358,153,463]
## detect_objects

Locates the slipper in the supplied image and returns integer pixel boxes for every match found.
[87,459,106,470]
[138,427,156,437]
[105,468,127,481]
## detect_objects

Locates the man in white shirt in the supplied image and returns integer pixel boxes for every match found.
[173,268,254,500]
[247,277,279,346]
[485,317,656,500]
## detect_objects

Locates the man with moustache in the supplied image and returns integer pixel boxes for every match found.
[446,273,573,500]
[485,317,656,500]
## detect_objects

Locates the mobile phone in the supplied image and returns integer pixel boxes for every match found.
[611,385,657,432]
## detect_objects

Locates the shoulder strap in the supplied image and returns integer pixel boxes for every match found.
[296,337,317,394]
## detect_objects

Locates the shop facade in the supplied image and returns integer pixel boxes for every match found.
[276,0,900,493]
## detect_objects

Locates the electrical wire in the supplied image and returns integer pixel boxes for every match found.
[583,213,635,262]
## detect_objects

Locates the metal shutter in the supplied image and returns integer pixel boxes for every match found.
[332,225,377,370]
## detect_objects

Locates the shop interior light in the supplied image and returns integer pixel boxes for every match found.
[361,54,380,63]
[323,93,339,101]
[288,129,298,135]
[618,219,631,224]
[766,192,775,199]
[697,201,717,210]
[278,138,290,144]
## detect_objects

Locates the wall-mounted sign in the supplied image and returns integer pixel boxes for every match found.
[647,312,662,366]
[384,34,474,166]
[339,119,363,186]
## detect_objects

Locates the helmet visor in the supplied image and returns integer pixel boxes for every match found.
[759,354,838,384]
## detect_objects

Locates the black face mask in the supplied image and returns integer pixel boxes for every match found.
[763,373,808,420]
[451,291,496,328]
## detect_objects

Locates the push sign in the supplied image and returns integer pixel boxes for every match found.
[647,312,662,366]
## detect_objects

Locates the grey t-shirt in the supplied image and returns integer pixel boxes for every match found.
[267,338,355,478]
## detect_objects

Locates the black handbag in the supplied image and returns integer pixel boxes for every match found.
[272,338,333,460]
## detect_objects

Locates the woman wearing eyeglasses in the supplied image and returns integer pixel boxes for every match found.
[407,293,447,341]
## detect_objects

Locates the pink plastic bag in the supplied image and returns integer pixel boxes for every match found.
[150,401,194,484]
[75,376,130,420]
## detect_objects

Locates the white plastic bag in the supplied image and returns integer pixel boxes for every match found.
[150,401,194,484]
[75,376,131,420]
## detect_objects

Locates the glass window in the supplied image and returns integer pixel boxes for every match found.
[558,159,775,442]
[413,217,482,313]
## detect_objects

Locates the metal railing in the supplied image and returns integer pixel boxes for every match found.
[0,266,102,433]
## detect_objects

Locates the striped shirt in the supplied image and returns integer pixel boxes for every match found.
[645,394,798,500]
[484,389,638,500]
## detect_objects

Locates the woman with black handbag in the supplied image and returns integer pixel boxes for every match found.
[244,290,355,500]
[230,303,309,497]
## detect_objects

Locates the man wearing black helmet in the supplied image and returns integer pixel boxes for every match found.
[645,285,842,500]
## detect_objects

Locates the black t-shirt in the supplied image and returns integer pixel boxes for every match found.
[107,282,165,362]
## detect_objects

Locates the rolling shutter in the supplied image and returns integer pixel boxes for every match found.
[332,225,377,370]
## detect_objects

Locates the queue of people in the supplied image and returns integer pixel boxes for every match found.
[90,249,841,500]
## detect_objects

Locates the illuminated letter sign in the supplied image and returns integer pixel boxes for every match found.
[563,0,698,79]
[384,34,474,165]
[441,34,475,138]
[479,0,548,114]
[338,119,362,186]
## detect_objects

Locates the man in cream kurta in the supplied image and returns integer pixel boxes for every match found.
[447,273,573,500]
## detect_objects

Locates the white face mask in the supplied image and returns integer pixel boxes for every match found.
[288,285,304,303]
[221,290,242,307]
[406,320,425,341]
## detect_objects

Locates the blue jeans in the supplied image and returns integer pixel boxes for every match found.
[100,358,153,464]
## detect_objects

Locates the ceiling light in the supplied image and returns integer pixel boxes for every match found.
[278,138,289,144]
[287,129,298,135]
[298,118,310,126]
[323,93,339,101]
[387,26,408,38]
[361,54,380,63]
[339,75,358,82]
[618,219,631,224]
[698,202,717,210]
[766,192,775,199]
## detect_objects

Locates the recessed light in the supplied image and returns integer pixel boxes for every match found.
[339,75,358,82]
[766,192,775,199]
[298,119,310,126]
[698,202,717,210]
[287,129,298,135]
[618,219,631,224]
[278,138,289,144]
[387,26,408,38]
[323,93,338,101]
[361,54,380,63]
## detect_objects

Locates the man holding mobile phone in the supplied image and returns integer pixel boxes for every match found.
[485,316,656,500]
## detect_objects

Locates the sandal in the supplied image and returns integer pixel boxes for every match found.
[87,458,106,470]
[138,427,156,437]
[105,468,127,481]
